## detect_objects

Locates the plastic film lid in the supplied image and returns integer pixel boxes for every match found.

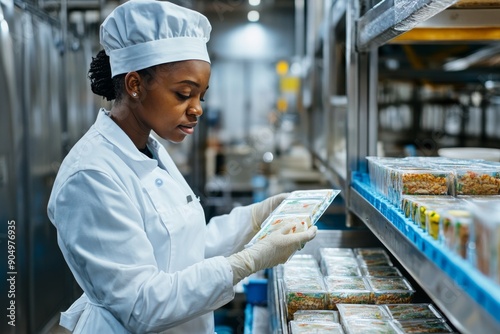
[289,321,344,334]
[337,304,390,320]
[383,303,444,320]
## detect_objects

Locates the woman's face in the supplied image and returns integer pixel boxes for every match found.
[137,60,210,143]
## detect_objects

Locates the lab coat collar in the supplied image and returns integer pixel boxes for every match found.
[94,108,159,176]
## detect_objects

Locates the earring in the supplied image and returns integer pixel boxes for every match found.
[132,92,138,97]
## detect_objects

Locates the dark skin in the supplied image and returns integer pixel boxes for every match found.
[110,60,211,149]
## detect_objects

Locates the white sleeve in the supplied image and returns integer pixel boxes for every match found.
[50,170,234,333]
[204,205,255,258]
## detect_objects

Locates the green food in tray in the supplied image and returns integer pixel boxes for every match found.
[289,321,345,334]
[293,309,339,323]
[394,319,454,333]
[384,303,443,320]
[342,319,401,334]
[361,266,402,277]
[337,304,389,320]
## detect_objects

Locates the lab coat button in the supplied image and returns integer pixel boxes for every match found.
[155,178,163,187]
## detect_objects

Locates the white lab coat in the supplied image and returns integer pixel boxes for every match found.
[47,109,256,333]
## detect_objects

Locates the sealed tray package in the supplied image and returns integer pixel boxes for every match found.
[465,199,500,283]
[320,256,360,276]
[354,247,390,258]
[361,266,402,278]
[393,319,454,333]
[423,203,466,241]
[318,247,355,258]
[324,276,373,309]
[247,189,340,247]
[293,309,340,323]
[453,168,500,195]
[284,265,323,280]
[392,167,454,206]
[337,304,390,320]
[322,263,362,277]
[283,275,327,319]
[356,252,393,267]
[289,321,345,334]
[439,209,472,259]
[342,319,402,334]
[367,277,415,304]
[250,214,311,244]
[383,303,444,321]
[408,197,463,231]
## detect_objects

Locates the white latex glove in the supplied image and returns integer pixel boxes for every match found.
[227,223,318,285]
[251,193,290,232]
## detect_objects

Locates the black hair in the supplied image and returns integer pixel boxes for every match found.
[88,50,182,102]
[88,50,125,101]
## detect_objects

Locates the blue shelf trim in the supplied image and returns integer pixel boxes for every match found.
[352,172,500,322]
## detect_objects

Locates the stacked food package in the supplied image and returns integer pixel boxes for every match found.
[366,156,500,284]
[247,189,341,247]
[283,248,456,333]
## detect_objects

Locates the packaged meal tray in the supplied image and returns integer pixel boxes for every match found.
[247,189,340,247]
[400,195,455,222]
[453,168,500,195]
[336,304,390,320]
[289,321,345,334]
[323,276,374,309]
[366,277,415,304]
[318,247,355,258]
[393,319,454,333]
[438,209,472,259]
[284,276,327,319]
[293,309,340,323]
[357,253,393,267]
[406,197,464,231]
[360,266,402,278]
[320,256,360,276]
[354,247,390,257]
[383,304,444,321]
[321,263,362,277]
[383,167,453,206]
[342,319,402,334]
[465,199,500,283]
[284,265,323,279]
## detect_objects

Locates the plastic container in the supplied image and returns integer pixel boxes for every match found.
[466,199,500,283]
[293,309,339,323]
[361,266,402,278]
[342,319,403,334]
[337,304,390,320]
[383,303,444,321]
[247,189,340,247]
[454,168,500,195]
[367,277,415,304]
[283,276,327,319]
[289,321,345,333]
[393,319,454,333]
[324,276,373,310]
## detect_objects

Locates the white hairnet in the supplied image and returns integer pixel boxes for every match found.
[100,0,212,77]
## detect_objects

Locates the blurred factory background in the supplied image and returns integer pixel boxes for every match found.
[1,0,499,333]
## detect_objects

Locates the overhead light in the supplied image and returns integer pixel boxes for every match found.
[247,10,260,22]
[249,0,261,6]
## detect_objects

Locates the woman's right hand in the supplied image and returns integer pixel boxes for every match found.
[227,223,317,285]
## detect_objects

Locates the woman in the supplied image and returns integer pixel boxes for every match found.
[47,1,317,333]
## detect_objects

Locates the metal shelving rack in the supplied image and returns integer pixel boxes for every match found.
[345,1,500,333]
[292,0,500,333]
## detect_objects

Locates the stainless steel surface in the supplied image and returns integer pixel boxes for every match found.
[349,187,500,334]
[1,2,101,332]
[356,0,459,51]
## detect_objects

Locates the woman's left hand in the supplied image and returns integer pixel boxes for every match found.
[251,193,290,232]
